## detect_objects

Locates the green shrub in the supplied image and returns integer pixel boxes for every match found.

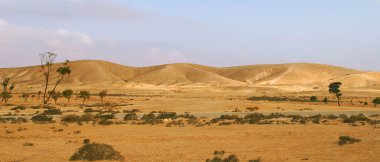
[310,96,318,102]
[338,136,361,145]
[70,139,124,161]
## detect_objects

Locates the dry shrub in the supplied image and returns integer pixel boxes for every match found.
[70,139,124,161]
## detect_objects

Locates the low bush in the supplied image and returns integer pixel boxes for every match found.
[0,117,28,124]
[156,111,177,119]
[98,119,113,125]
[23,142,34,146]
[342,113,369,124]
[123,113,138,120]
[70,139,124,161]
[84,108,101,113]
[123,109,141,113]
[338,136,361,145]
[41,109,62,115]
[95,113,115,120]
[31,115,53,123]
[81,113,96,122]
[248,157,262,162]
[11,106,26,110]
[62,115,81,123]
[310,96,318,102]
[206,150,239,162]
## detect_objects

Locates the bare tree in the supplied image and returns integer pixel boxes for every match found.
[39,52,71,104]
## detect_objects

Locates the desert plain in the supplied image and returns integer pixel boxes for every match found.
[0,60,380,162]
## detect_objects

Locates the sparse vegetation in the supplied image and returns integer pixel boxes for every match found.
[123,113,138,120]
[21,92,30,102]
[31,115,53,123]
[206,150,239,162]
[70,139,124,161]
[338,136,361,145]
[11,105,26,110]
[23,142,34,146]
[41,108,62,115]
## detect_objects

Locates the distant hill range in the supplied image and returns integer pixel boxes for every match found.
[1,60,379,91]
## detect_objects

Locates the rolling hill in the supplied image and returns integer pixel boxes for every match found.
[0,60,379,91]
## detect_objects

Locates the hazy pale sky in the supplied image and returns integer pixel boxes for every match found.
[0,0,379,70]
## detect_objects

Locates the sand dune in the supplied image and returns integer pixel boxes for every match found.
[0,60,379,91]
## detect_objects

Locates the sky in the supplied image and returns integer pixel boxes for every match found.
[0,0,379,70]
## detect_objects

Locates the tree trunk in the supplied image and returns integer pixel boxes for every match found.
[337,97,341,106]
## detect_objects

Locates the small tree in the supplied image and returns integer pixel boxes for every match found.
[62,89,74,104]
[79,91,91,105]
[310,96,317,102]
[39,52,71,104]
[1,75,15,105]
[21,93,30,102]
[373,97,380,107]
[329,82,342,106]
[98,90,107,105]
[51,91,62,105]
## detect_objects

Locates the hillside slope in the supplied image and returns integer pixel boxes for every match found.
[0,60,379,91]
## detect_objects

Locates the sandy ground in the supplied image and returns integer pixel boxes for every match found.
[0,89,380,162]
[1,123,379,162]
